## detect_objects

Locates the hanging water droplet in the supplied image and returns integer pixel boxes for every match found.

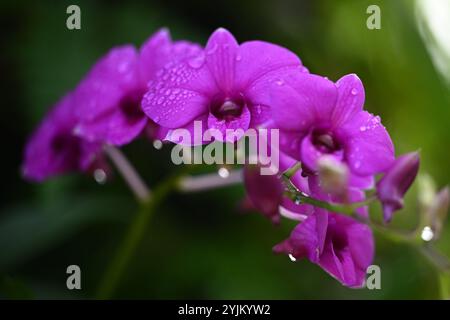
[421,226,434,242]
[153,139,163,150]
[294,198,301,205]
[93,169,107,185]
[218,167,230,178]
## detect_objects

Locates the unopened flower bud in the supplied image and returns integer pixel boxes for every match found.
[317,155,349,200]
[417,174,436,212]
[427,187,449,240]
[376,152,420,222]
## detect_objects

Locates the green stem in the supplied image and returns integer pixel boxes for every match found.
[420,244,450,273]
[439,272,450,300]
[282,174,366,215]
[282,173,417,243]
[282,165,450,293]
[283,162,302,179]
[95,173,181,299]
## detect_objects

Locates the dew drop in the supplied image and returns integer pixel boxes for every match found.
[93,169,107,185]
[288,254,297,262]
[421,226,434,242]
[118,61,129,73]
[218,167,230,178]
[373,115,381,123]
[359,126,367,132]
[351,88,358,95]
[153,139,163,150]
[157,97,165,105]
[207,43,218,55]
[275,79,284,86]
[187,54,205,69]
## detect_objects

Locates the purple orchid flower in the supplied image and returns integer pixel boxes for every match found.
[142,28,304,144]
[74,29,201,146]
[22,92,101,182]
[376,152,420,222]
[270,73,395,190]
[273,209,374,288]
[243,152,368,224]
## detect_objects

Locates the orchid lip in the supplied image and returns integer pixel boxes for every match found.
[119,90,145,122]
[210,94,247,121]
[312,129,341,154]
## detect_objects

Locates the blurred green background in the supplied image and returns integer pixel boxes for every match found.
[0,0,449,299]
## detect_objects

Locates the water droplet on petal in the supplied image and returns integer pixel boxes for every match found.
[235,54,242,61]
[351,88,358,95]
[288,254,297,262]
[276,79,284,86]
[187,54,205,69]
[207,43,218,55]
[157,97,165,105]
[360,126,367,132]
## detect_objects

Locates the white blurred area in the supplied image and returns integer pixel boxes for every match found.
[416,0,450,85]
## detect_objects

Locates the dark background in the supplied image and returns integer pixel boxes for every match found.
[0,0,449,299]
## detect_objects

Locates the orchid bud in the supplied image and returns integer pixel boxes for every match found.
[317,155,349,201]
[417,174,436,212]
[376,152,420,222]
[426,187,449,240]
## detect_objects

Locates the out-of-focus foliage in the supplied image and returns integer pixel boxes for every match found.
[0,0,448,299]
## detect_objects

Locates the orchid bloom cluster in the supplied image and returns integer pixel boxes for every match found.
[23,28,448,289]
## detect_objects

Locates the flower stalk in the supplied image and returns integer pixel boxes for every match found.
[95,171,181,299]
[177,169,242,192]
[104,145,151,202]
